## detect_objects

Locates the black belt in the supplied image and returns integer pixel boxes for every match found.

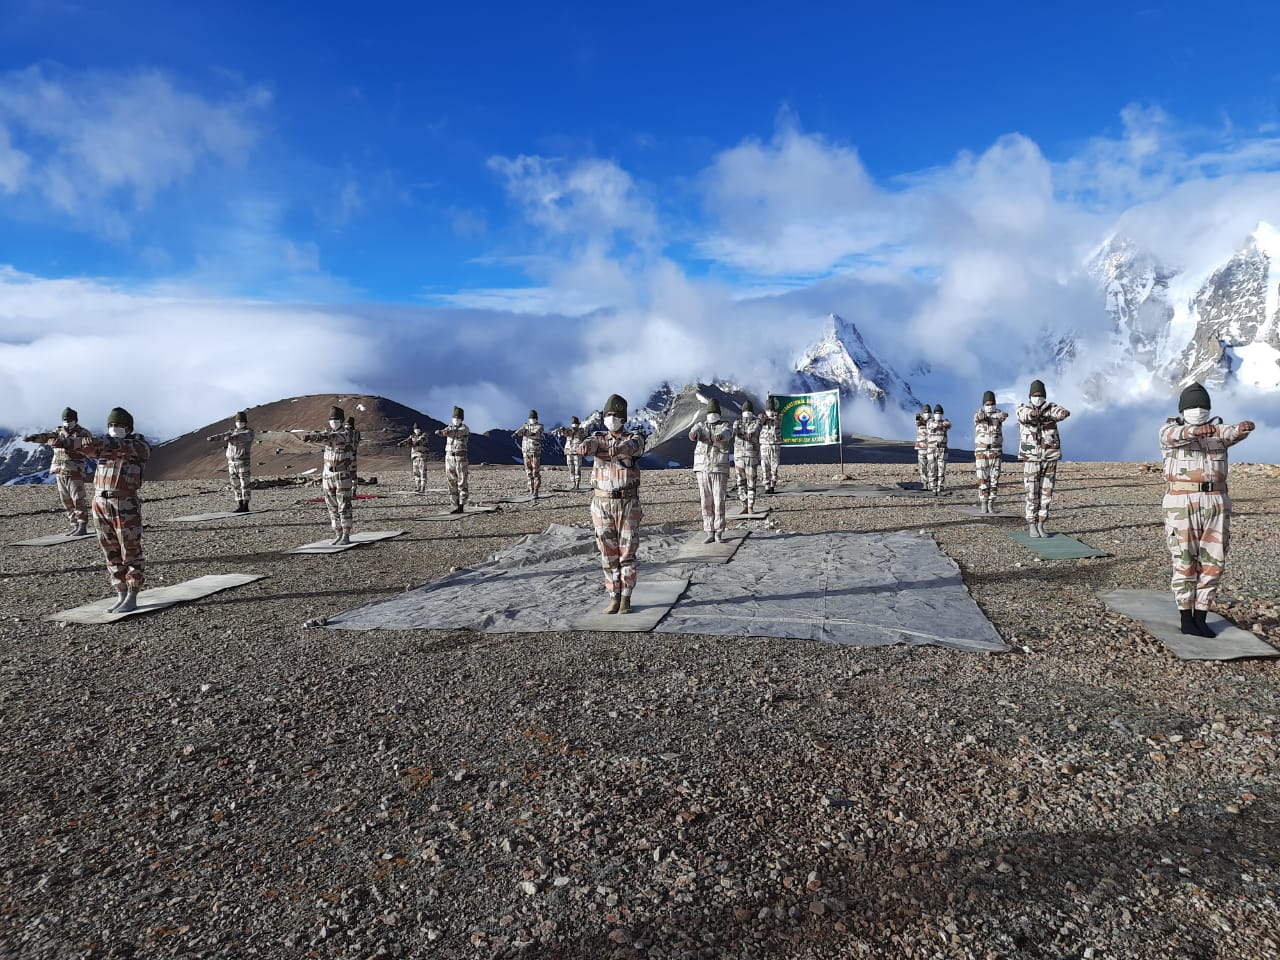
[97,490,133,499]
[595,487,640,499]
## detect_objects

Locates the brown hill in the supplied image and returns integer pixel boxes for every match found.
[147,394,522,481]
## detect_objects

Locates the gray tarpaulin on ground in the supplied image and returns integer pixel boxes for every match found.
[327,523,1007,652]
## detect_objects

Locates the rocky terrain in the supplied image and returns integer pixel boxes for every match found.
[1,460,1277,959]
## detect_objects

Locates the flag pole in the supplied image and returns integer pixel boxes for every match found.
[837,397,845,479]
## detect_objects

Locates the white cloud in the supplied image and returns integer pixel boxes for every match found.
[0,124,29,193]
[0,66,267,231]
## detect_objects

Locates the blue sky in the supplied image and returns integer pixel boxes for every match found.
[2,0,1280,458]
[4,0,1278,299]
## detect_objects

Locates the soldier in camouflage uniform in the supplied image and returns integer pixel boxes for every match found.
[972,391,1008,513]
[1016,380,1071,538]
[346,417,361,480]
[54,407,150,612]
[513,410,546,499]
[1160,382,1255,637]
[207,411,254,512]
[580,394,646,614]
[688,399,733,543]
[914,403,933,487]
[436,406,470,513]
[397,424,432,494]
[759,397,782,494]
[302,405,357,544]
[925,404,952,495]
[553,417,588,491]
[24,406,93,535]
[732,400,763,515]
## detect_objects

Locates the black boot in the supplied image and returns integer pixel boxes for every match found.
[1192,609,1216,638]
[1179,610,1199,636]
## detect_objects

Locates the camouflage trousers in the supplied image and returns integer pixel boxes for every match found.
[565,453,583,488]
[1023,461,1058,522]
[411,455,428,493]
[974,449,1003,502]
[445,454,469,508]
[324,472,354,532]
[735,462,759,511]
[590,494,643,596]
[1163,492,1231,610]
[523,456,542,494]
[926,448,948,491]
[56,472,89,528]
[696,471,729,533]
[92,493,144,591]
[228,459,251,503]
[761,444,780,490]
[916,450,929,487]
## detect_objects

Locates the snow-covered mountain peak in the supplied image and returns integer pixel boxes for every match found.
[792,313,918,412]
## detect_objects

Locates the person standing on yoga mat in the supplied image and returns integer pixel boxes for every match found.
[689,399,733,543]
[302,406,357,545]
[397,424,432,494]
[732,400,763,515]
[513,410,546,500]
[759,397,782,494]
[914,403,933,488]
[53,407,150,612]
[580,394,645,615]
[25,406,93,536]
[1016,380,1070,539]
[973,391,1008,513]
[436,406,470,513]
[925,405,952,495]
[1160,382,1254,638]
[207,410,255,513]
[553,416,588,491]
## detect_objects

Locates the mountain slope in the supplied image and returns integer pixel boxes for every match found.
[792,313,918,412]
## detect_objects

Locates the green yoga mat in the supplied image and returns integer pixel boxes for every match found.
[1007,531,1109,559]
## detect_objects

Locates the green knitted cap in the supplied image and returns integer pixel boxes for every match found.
[934,404,945,415]
[571,416,580,424]
[62,407,77,421]
[346,417,355,427]
[767,396,778,411]
[741,400,754,413]
[921,404,932,414]
[1029,380,1046,398]
[235,410,248,423]
[1178,382,1211,411]
[982,390,995,405]
[452,406,464,420]
[329,405,344,421]
[106,407,133,430]
[528,409,538,420]
[706,399,721,415]
[603,394,627,417]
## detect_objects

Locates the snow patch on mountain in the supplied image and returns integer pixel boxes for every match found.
[792,313,917,413]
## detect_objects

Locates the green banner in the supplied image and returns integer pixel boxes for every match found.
[770,390,841,446]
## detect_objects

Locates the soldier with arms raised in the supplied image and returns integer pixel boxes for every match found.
[207,410,254,512]
[25,406,93,536]
[553,416,588,491]
[397,423,432,495]
[436,406,470,513]
[1160,382,1254,637]
[513,409,546,499]
[972,391,1008,513]
[1016,380,1070,538]
[689,399,733,543]
[54,407,150,612]
[302,405,357,544]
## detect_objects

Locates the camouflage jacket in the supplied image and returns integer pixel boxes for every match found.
[223,427,254,464]
[441,424,469,458]
[1016,402,1070,462]
[1159,418,1249,487]
[303,429,357,476]
[914,414,930,450]
[973,409,1008,450]
[68,434,150,495]
[580,431,645,494]
[347,429,360,471]
[513,421,545,458]
[732,418,762,466]
[925,417,951,450]
[759,411,782,447]
[49,425,92,475]
[555,425,588,455]
[406,433,431,457]
[688,422,732,474]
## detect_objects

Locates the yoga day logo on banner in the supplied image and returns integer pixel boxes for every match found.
[770,390,841,446]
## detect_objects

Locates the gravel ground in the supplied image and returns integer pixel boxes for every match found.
[1,461,1277,960]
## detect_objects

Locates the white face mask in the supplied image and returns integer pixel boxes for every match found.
[707,413,720,424]
[983,404,996,414]
[528,418,536,424]
[1183,407,1210,425]
[451,417,462,426]
[329,419,342,430]
[932,413,943,422]
[742,412,755,421]
[604,415,623,432]
[235,421,246,429]
[1030,396,1046,408]
[107,425,127,439]
[62,420,75,429]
